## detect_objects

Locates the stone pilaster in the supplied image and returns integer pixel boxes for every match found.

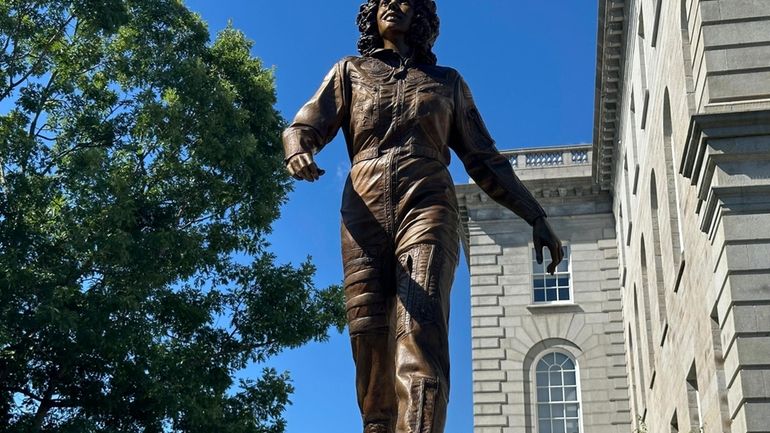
[682,110,770,433]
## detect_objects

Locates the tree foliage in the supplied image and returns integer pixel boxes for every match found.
[0,1,345,431]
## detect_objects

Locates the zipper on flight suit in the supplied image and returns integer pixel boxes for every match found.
[385,61,408,239]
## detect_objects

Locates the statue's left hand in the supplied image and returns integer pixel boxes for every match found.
[533,216,563,275]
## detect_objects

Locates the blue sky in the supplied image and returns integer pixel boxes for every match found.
[184,1,599,431]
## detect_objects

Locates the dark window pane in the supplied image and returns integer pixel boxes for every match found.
[553,421,566,433]
[546,278,557,287]
[535,279,545,288]
[534,289,546,302]
[550,371,562,386]
[537,387,550,402]
[551,387,563,402]
[547,289,558,301]
[537,359,550,371]
[563,358,575,370]
[559,288,570,300]
[558,277,570,287]
[552,403,565,417]
[536,372,548,386]
[538,403,551,419]
[554,353,569,365]
[564,371,576,386]
[566,419,579,433]
[539,420,552,433]
[565,386,578,401]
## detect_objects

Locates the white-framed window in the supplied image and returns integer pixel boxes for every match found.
[535,351,582,433]
[532,245,572,304]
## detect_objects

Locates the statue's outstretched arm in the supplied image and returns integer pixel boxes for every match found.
[450,74,563,272]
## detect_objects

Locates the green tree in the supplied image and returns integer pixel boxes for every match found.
[0,1,345,432]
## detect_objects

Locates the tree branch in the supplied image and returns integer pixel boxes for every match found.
[28,71,58,139]
[31,386,54,432]
[0,33,12,55]
[35,133,56,142]
[41,141,108,176]
[1,15,75,101]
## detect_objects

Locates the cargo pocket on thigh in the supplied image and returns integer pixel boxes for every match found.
[408,376,440,433]
[397,244,444,338]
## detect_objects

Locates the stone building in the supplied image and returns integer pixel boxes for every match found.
[459,0,770,432]
[457,145,630,433]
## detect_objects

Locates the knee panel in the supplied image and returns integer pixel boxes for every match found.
[344,250,391,336]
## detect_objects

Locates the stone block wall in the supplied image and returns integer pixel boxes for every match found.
[598,0,770,432]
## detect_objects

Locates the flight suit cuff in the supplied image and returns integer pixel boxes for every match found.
[282,128,318,162]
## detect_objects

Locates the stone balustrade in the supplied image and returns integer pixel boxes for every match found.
[501,144,592,170]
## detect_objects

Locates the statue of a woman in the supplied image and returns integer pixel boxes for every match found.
[283,1,563,432]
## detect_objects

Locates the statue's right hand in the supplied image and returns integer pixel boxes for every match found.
[286,152,325,182]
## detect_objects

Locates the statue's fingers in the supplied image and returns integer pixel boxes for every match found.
[547,261,557,275]
[534,235,544,264]
[299,164,315,182]
[547,242,561,274]
[295,165,308,180]
[286,159,299,179]
[308,162,320,181]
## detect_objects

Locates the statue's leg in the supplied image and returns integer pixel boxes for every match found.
[393,243,458,433]
[343,239,398,433]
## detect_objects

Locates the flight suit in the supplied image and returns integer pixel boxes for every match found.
[283,49,546,433]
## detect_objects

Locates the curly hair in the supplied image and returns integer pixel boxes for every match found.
[356,0,440,66]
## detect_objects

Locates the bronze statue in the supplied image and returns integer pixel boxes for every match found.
[283,1,563,432]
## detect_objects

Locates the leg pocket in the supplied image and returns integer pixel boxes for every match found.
[407,376,448,433]
[396,244,456,337]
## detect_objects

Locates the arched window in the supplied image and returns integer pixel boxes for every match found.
[535,352,582,433]
[633,285,648,410]
[662,90,683,265]
[650,172,669,334]
[640,237,657,363]
[637,6,650,131]
[638,7,648,92]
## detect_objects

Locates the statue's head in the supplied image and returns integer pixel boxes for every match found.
[357,0,440,65]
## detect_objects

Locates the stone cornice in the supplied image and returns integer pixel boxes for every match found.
[681,109,770,238]
[592,0,628,190]
[681,110,770,184]
[456,181,603,208]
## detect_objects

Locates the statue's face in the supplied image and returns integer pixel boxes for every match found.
[377,0,414,41]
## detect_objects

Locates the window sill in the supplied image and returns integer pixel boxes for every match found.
[526,303,583,313]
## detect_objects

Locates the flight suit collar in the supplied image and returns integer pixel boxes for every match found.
[370,48,416,69]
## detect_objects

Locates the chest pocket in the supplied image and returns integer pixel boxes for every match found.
[415,82,453,119]
[351,81,379,131]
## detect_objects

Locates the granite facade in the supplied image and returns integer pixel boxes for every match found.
[459,1,770,432]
